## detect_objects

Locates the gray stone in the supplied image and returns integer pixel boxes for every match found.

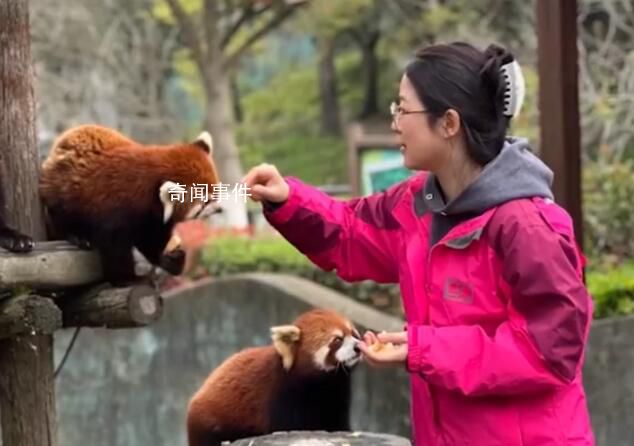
[226,431,411,446]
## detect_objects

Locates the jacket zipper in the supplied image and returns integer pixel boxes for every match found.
[425,242,443,432]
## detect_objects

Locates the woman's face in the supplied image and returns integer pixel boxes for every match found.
[391,74,449,172]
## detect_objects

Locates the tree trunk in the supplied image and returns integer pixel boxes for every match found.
[231,76,243,124]
[0,2,57,445]
[202,65,249,229]
[359,31,380,119]
[317,36,341,136]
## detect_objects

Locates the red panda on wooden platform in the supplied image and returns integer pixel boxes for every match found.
[186,308,363,446]
[39,124,222,286]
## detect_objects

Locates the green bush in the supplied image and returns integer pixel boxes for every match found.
[199,235,403,316]
[586,262,634,319]
[583,158,634,261]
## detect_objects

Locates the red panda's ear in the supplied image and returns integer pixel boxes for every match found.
[159,181,179,223]
[193,131,213,154]
[271,325,300,371]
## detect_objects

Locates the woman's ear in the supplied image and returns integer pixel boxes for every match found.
[441,109,462,139]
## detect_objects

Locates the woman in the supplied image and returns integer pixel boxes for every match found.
[242,42,595,445]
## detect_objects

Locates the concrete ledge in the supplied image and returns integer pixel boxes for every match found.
[164,272,405,332]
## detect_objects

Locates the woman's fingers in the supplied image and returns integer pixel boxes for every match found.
[377,331,407,345]
[242,163,274,187]
[358,341,407,368]
[364,330,378,343]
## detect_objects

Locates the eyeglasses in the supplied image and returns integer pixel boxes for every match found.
[390,101,429,121]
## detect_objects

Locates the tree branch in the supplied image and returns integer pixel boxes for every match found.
[221,4,270,49]
[224,3,304,69]
[165,0,207,70]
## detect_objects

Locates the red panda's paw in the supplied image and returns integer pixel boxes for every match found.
[159,248,186,276]
[0,228,34,253]
[68,235,93,250]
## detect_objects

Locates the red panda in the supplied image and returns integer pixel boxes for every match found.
[38,124,222,286]
[186,308,363,446]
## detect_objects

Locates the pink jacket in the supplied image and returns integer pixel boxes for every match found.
[262,150,594,445]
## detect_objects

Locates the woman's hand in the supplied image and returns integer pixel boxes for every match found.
[358,330,408,368]
[241,163,289,203]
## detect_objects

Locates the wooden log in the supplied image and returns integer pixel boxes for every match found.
[0,0,58,444]
[59,284,163,329]
[0,294,62,340]
[0,335,57,446]
[0,241,103,290]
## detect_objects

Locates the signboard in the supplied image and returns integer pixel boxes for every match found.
[347,121,415,197]
[359,148,413,196]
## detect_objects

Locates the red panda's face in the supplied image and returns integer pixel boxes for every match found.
[271,309,362,375]
[158,131,223,224]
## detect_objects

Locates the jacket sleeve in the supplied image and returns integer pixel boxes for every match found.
[406,201,592,396]
[262,176,404,283]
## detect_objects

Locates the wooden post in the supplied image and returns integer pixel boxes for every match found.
[0,1,58,445]
[536,0,583,248]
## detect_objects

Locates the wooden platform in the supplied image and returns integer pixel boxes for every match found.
[0,241,102,289]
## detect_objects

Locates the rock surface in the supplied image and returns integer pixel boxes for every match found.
[226,431,412,446]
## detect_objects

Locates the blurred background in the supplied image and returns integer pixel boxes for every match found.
[31,0,634,318]
[25,1,634,444]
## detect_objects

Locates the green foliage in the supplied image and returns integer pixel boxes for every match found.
[152,0,200,24]
[236,48,382,185]
[295,0,374,39]
[582,157,634,261]
[587,262,634,319]
[199,235,403,316]
[240,134,348,185]
[200,235,312,275]
[238,61,320,141]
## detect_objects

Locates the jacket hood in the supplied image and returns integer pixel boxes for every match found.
[422,137,554,216]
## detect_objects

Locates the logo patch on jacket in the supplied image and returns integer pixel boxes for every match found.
[443,277,473,304]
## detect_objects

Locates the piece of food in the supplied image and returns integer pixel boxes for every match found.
[370,341,394,352]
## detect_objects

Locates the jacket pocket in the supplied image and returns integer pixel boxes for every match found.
[428,240,506,332]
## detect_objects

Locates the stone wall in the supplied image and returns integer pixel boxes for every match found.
[53,274,411,446]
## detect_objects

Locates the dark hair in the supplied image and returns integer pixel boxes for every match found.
[404,42,515,165]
